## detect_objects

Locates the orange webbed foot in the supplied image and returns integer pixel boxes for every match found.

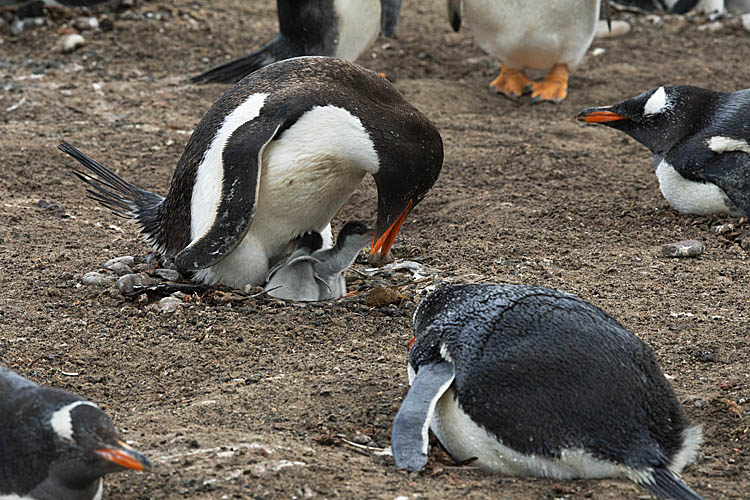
[529,64,569,104]
[489,66,531,101]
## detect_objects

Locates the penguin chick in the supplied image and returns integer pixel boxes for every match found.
[392,284,704,500]
[447,0,607,103]
[264,221,372,301]
[578,85,750,217]
[0,366,151,500]
[60,57,443,291]
[191,0,403,84]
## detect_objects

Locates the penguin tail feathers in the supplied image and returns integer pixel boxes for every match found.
[190,35,299,84]
[639,468,705,500]
[59,140,164,247]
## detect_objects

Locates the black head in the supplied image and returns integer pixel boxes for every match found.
[577,85,718,155]
[370,114,443,258]
[41,395,151,491]
[336,221,373,248]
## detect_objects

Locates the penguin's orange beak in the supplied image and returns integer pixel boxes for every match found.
[408,336,415,350]
[96,440,152,471]
[371,199,413,256]
[576,108,628,124]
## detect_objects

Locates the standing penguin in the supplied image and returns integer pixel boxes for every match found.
[447,0,606,103]
[577,86,750,217]
[191,0,403,84]
[0,366,151,500]
[61,57,443,290]
[265,221,372,301]
[392,284,704,500]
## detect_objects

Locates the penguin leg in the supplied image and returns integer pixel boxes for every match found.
[488,66,532,100]
[529,63,569,104]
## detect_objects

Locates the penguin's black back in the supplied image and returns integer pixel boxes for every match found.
[412,284,693,470]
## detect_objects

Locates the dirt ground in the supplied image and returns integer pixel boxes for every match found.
[1,1,749,498]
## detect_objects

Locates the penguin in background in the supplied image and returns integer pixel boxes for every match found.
[61,57,443,291]
[392,284,704,500]
[446,0,608,103]
[191,0,403,84]
[0,366,151,500]
[611,0,728,14]
[265,221,372,301]
[577,85,750,217]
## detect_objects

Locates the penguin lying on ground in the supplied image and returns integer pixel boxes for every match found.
[61,57,443,290]
[191,0,403,84]
[0,366,150,500]
[265,221,372,301]
[577,85,750,217]
[446,0,608,103]
[392,284,704,500]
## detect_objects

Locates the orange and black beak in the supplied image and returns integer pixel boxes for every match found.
[576,107,629,124]
[96,440,151,471]
[408,336,415,350]
[371,198,413,256]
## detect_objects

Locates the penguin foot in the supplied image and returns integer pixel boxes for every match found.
[530,64,569,104]
[488,67,531,100]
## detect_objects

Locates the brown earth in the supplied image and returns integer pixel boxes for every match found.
[1,1,749,498]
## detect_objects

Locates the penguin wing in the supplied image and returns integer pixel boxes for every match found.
[391,361,455,472]
[266,254,321,283]
[697,151,750,216]
[175,121,284,272]
[446,0,461,32]
[380,0,403,37]
[639,467,706,500]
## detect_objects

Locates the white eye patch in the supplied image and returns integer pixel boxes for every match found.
[50,401,99,442]
[644,87,668,116]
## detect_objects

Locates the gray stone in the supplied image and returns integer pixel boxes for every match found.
[115,273,156,294]
[595,19,631,38]
[59,33,86,53]
[153,269,182,281]
[74,17,99,31]
[154,296,184,313]
[105,255,135,268]
[662,240,705,258]
[107,261,133,276]
[81,271,115,287]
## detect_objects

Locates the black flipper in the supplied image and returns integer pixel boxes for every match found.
[447,0,461,32]
[697,151,750,216]
[380,0,402,37]
[174,119,283,272]
[190,35,302,84]
[391,361,455,472]
[59,141,164,245]
[638,467,705,500]
[670,0,700,13]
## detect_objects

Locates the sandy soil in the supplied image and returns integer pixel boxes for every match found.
[1,1,749,498]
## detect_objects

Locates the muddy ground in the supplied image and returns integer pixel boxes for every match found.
[1,1,749,498]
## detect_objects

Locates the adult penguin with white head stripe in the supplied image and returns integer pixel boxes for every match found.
[61,57,443,289]
[0,366,150,500]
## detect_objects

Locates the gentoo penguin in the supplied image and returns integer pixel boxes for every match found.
[611,0,726,13]
[191,0,403,84]
[265,221,372,301]
[61,57,443,290]
[0,366,151,500]
[446,0,607,103]
[577,86,750,217]
[392,284,704,500]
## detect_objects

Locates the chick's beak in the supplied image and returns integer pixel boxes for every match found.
[371,199,413,256]
[576,107,628,124]
[95,440,152,471]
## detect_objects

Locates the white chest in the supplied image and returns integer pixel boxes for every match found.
[333,0,381,61]
[654,159,738,215]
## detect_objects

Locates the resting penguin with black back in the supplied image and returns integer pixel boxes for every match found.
[60,57,443,290]
[446,0,609,103]
[265,221,372,301]
[578,85,750,217]
[0,366,151,500]
[392,284,704,500]
[191,0,402,84]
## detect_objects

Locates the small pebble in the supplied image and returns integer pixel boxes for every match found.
[105,255,135,268]
[59,33,86,53]
[153,269,182,281]
[365,286,407,307]
[711,223,734,235]
[154,296,183,313]
[595,19,631,38]
[742,13,750,31]
[81,271,115,287]
[697,21,723,32]
[107,262,134,276]
[116,273,155,295]
[662,239,705,258]
[73,17,99,31]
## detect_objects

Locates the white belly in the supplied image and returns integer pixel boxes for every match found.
[655,159,738,216]
[462,0,600,70]
[195,105,379,288]
[432,388,639,481]
[333,0,381,61]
